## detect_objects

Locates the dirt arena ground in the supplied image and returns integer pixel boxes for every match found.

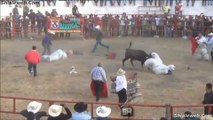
[1,34,213,120]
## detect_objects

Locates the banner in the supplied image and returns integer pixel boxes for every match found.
[47,17,82,33]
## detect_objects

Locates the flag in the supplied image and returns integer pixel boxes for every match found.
[191,37,198,55]
[90,80,108,97]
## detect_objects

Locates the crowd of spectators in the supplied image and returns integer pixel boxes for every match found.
[34,0,213,7]
[0,0,213,40]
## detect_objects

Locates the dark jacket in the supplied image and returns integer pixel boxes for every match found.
[96,30,103,41]
[47,107,72,120]
[203,91,213,115]
[42,33,52,46]
[20,109,46,120]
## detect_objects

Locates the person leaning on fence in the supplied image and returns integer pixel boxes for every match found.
[20,101,46,120]
[72,102,91,120]
[24,45,41,77]
[115,68,128,107]
[95,106,111,120]
[42,30,55,55]
[47,103,72,120]
[202,83,213,115]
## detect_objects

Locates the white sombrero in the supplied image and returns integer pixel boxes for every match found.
[48,104,62,117]
[96,106,111,117]
[208,33,213,36]
[95,25,101,30]
[48,30,55,35]
[27,101,42,114]
[117,68,126,76]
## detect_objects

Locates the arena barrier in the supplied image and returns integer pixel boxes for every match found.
[1,96,213,119]
[0,96,166,120]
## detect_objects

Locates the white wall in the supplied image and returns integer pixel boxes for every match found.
[0,0,213,19]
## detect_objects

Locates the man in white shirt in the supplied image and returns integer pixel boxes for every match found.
[91,63,107,102]
[196,33,209,61]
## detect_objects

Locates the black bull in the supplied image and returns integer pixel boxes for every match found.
[122,42,149,69]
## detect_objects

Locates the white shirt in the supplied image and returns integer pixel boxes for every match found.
[115,75,127,92]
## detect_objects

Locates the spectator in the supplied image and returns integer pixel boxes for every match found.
[202,83,213,115]
[24,45,41,77]
[115,68,127,107]
[42,30,55,55]
[51,9,58,17]
[91,62,108,102]
[72,5,81,17]
[202,0,207,6]
[160,117,168,120]
[208,0,213,5]
[5,16,12,39]
[72,102,91,120]
[91,25,110,53]
[23,5,29,19]
[95,106,111,120]
[36,11,44,35]
[48,104,72,120]
[22,17,29,38]
[207,33,213,62]
[28,9,36,33]
[162,3,170,15]
[186,0,195,6]
[129,0,136,5]
[20,101,46,120]
[12,5,19,17]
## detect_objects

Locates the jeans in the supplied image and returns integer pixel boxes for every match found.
[28,63,37,77]
[211,51,213,62]
[93,80,103,101]
[42,44,51,55]
[92,40,109,53]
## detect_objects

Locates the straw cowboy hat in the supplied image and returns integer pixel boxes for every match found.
[96,106,111,117]
[117,68,126,75]
[27,101,42,114]
[208,33,213,36]
[48,104,62,117]
[95,25,101,30]
[74,102,88,113]
[200,115,213,120]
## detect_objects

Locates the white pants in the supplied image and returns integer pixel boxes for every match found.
[198,48,209,61]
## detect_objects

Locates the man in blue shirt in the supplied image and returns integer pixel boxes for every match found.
[72,102,91,120]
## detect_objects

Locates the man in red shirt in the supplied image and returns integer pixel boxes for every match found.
[25,46,41,77]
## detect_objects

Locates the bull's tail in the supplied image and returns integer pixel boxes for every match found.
[128,42,132,48]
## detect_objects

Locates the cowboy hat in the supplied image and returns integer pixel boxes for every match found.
[208,33,213,36]
[74,102,87,113]
[117,68,126,75]
[48,30,55,35]
[96,106,111,117]
[48,104,62,117]
[95,25,101,30]
[27,101,42,114]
